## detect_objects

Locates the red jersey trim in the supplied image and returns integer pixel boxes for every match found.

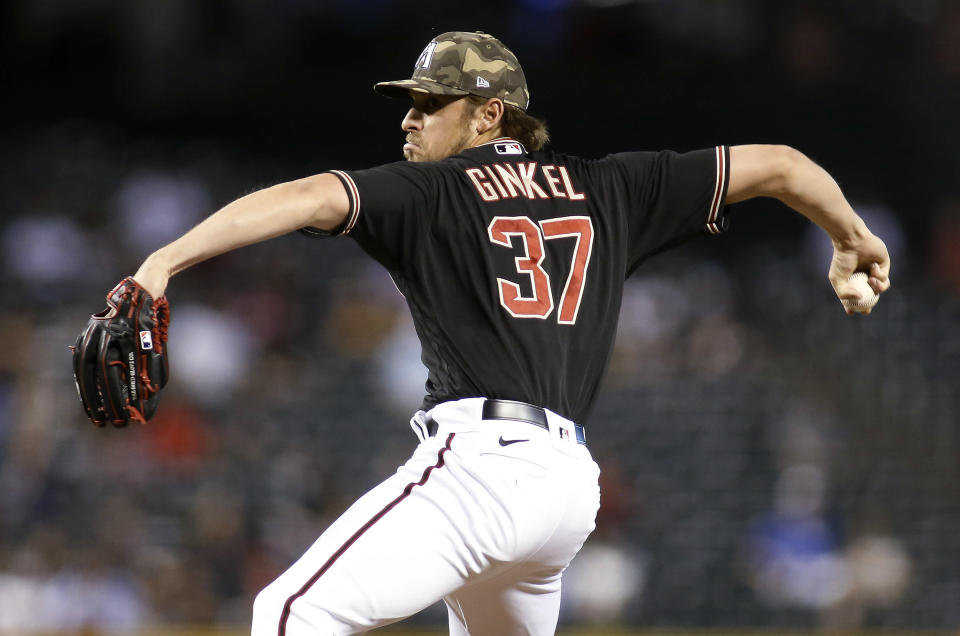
[329,169,361,235]
[706,146,727,235]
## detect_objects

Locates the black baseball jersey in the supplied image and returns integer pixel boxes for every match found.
[317,138,730,423]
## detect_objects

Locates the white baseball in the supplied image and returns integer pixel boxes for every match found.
[841,272,879,312]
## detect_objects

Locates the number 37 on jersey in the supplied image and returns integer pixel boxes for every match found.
[487,216,594,326]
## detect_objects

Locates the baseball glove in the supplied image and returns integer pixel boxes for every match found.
[71,277,170,427]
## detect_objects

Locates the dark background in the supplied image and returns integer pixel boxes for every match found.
[1,0,958,632]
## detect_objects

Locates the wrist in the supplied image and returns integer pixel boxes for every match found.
[133,251,173,298]
[830,215,870,251]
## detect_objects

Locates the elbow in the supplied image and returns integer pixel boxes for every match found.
[281,177,332,231]
[768,145,806,197]
[294,173,350,232]
[727,144,809,204]
[288,177,324,216]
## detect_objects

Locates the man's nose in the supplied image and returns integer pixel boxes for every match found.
[402,108,422,131]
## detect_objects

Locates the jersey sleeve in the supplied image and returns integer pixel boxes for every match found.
[321,162,437,272]
[596,145,730,273]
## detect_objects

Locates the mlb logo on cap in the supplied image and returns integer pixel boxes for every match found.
[495,142,523,155]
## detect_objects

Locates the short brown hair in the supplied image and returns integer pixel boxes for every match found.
[465,96,550,151]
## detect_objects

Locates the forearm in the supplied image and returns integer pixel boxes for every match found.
[727,145,868,247]
[774,148,869,248]
[134,174,347,297]
[727,144,891,307]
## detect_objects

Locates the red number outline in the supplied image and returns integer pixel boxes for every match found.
[487,216,554,320]
[540,216,594,324]
[487,215,594,324]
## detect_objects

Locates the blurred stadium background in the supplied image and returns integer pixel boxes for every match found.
[1,0,959,633]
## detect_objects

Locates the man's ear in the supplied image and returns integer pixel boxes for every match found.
[475,98,505,134]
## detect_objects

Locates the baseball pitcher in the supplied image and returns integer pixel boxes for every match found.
[72,31,890,635]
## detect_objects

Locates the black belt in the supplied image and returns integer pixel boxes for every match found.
[482,398,549,428]
[425,399,585,444]
[483,399,586,444]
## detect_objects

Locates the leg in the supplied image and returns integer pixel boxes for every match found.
[253,401,601,636]
[439,420,601,635]
[252,433,470,635]
[445,563,564,636]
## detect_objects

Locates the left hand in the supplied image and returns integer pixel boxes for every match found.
[71,277,171,426]
[133,253,171,299]
[828,232,891,315]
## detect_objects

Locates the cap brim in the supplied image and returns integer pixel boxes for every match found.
[373,77,470,100]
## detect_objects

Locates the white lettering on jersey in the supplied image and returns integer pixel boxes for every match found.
[494,164,524,198]
[483,166,510,198]
[558,166,585,200]
[542,165,566,198]
[466,168,498,202]
[518,163,549,199]
[463,164,588,203]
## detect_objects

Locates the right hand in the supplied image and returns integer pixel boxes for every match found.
[828,231,891,315]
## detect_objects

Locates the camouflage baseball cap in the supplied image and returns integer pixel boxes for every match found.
[374,31,530,111]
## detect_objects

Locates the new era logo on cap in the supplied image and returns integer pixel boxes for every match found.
[476,76,490,88]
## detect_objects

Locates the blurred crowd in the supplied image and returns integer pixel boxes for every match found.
[2,0,959,633]
[2,123,958,634]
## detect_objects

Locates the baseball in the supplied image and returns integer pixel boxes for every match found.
[841,272,879,312]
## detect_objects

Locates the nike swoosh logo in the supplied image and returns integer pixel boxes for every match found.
[498,437,529,446]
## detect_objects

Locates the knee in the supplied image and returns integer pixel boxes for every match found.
[251,582,286,636]
[252,581,349,636]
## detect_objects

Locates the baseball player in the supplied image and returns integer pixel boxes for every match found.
[125,32,890,635]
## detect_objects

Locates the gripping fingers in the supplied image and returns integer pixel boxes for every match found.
[869,261,891,294]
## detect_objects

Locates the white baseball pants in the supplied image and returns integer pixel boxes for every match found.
[251,397,601,635]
